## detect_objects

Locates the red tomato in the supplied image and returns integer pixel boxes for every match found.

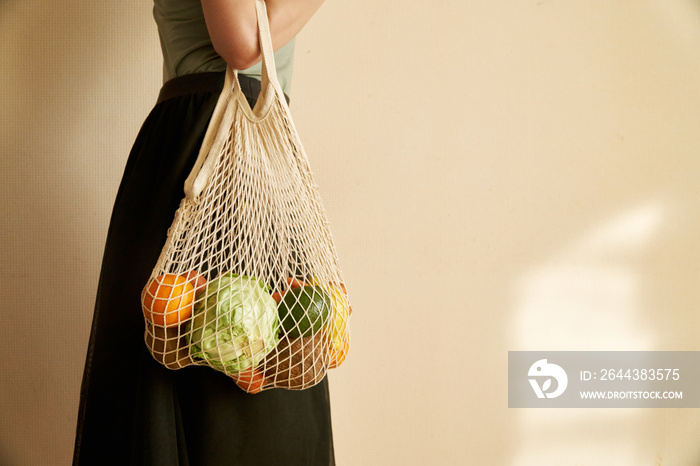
[232,367,267,394]
[184,270,207,294]
[271,277,307,304]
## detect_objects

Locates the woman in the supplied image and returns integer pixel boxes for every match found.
[73,1,334,464]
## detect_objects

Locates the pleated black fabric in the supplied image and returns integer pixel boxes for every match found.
[74,72,335,466]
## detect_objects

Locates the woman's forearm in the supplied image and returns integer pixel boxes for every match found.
[201,0,325,70]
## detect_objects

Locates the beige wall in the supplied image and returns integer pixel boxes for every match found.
[2,1,700,465]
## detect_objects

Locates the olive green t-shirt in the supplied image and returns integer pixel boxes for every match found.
[153,0,295,94]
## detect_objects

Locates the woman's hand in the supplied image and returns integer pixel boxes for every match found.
[201,0,325,70]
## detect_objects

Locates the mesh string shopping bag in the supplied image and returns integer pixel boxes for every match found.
[140,0,351,393]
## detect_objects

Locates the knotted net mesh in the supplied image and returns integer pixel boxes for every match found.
[140,66,350,392]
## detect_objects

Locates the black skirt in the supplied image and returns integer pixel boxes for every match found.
[73,72,335,466]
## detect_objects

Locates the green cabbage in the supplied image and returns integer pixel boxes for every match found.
[187,272,279,374]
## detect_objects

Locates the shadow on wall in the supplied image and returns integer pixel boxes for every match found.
[511,201,665,351]
[0,2,160,465]
[509,201,663,464]
[508,196,700,464]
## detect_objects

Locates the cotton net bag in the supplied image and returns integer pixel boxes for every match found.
[140,0,351,393]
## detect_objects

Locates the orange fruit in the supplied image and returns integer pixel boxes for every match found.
[142,274,195,327]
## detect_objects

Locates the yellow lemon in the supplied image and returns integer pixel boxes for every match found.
[311,278,351,368]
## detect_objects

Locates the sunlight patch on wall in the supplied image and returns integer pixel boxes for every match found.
[510,201,664,351]
[509,201,665,465]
